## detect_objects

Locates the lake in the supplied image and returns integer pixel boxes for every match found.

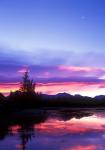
[0,108,105,150]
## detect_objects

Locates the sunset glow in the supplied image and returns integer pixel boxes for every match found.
[0,0,105,97]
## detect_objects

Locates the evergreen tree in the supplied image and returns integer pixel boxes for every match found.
[20,70,35,93]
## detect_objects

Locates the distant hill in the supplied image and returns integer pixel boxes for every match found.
[56,92,72,97]
[94,95,105,100]
[0,91,105,114]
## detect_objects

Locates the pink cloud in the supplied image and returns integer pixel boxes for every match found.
[18,67,30,74]
[58,65,105,72]
[58,65,105,77]
[1,80,105,97]
[69,145,97,150]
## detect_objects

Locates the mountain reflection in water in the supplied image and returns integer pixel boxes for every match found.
[0,109,105,150]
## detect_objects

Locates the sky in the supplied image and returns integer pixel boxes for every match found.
[0,0,105,97]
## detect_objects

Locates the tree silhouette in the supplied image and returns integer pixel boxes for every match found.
[20,70,35,93]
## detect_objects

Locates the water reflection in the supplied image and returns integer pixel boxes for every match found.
[0,109,105,150]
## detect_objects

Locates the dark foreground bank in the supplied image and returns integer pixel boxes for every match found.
[0,91,105,114]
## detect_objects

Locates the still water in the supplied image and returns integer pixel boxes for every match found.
[0,108,105,150]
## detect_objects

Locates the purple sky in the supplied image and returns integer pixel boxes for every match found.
[0,0,105,96]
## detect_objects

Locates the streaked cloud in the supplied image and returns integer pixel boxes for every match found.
[1,46,105,96]
[70,145,97,150]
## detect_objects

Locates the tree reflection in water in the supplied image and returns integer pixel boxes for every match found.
[0,109,93,150]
